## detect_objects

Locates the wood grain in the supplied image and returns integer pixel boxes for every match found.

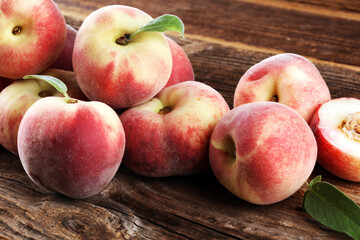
[0,148,354,240]
[1,0,360,239]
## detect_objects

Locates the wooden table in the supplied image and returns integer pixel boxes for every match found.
[1,0,360,239]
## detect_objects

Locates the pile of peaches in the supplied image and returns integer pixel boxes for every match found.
[0,0,358,205]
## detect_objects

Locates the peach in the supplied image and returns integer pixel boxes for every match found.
[0,0,67,79]
[50,24,77,71]
[210,102,317,205]
[73,5,172,109]
[164,37,194,88]
[310,98,360,182]
[234,53,331,123]
[120,81,229,177]
[17,97,125,198]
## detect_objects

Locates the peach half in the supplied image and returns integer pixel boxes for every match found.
[311,97,360,182]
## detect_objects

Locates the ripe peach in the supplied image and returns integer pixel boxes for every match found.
[210,102,317,205]
[310,98,360,181]
[18,97,125,198]
[73,5,172,109]
[50,25,77,71]
[234,53,331,123]
[0,0,67,79]
[164,37,194,88]
[120,81,229,177]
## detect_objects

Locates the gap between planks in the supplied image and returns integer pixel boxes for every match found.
[237,0,360,21]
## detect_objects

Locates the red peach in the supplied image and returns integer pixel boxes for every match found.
[73,5,172,108]
[310,98,360,182]
[164,37,194,88]
[234,53,331,123]
[50,25,77,71]
[17,97,125,198]
[210,102,317,205]
[120,81,229,177]
[0,0,67,79]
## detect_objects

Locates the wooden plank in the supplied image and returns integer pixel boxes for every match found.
[275,0,360,13]
[0,150,192,240]
[240,0,360,20]
[0,148,354,239]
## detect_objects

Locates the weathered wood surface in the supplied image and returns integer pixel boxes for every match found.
[1,0,360,239]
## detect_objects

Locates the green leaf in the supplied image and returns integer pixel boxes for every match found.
[303,177,360,240]
[309,175,322,187]
[23,75,71,102]
[130,14,185,39]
